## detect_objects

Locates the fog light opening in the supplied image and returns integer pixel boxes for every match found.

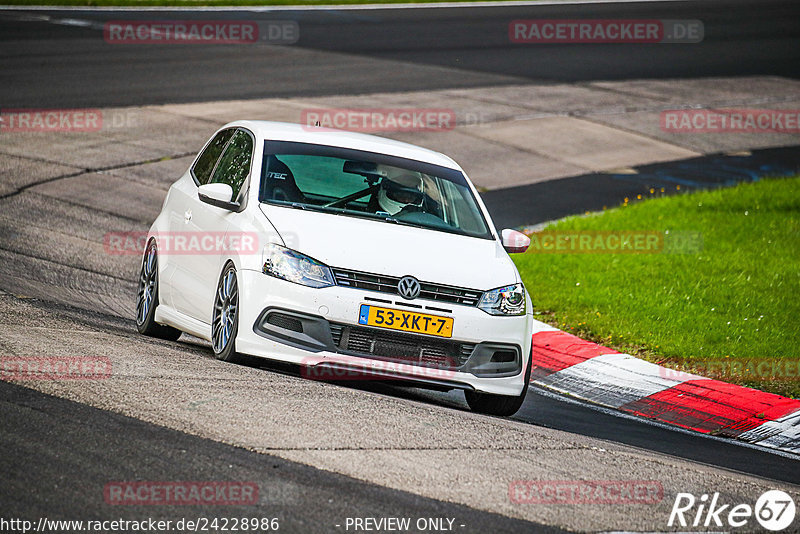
[491,350,516,363]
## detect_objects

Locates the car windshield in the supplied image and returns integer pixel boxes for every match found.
[259,141,493,239]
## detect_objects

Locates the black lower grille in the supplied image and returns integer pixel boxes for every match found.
[331,323,475,369]
[330,323,344,346]
[266,312,304,333]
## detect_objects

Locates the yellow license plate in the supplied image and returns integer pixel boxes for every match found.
[358,304,453,338]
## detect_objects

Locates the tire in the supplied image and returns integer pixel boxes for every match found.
[212,263,246,364]
[136,240,182,341]
[464,349,533,417]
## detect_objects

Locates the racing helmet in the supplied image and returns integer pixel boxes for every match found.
[377,172,424,215]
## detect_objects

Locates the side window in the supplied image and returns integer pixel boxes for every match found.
[192,129,235,185]
[209,130,254,201]
[441,179,484,235]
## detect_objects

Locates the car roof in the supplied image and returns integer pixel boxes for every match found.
[226,120,462,171]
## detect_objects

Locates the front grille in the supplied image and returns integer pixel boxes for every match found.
[332,269,399,294]
[419,282,482,306]
[331,323,475,369]
[332,268,482,307]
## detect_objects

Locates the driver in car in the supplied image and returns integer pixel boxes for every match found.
[377,172,426,216]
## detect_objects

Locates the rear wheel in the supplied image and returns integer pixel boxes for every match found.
[136,240,182,341]
[212,263,245,363]
[464,350,532,417]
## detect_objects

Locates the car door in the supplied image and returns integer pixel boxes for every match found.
[180,128,255,323]
[167,128,235,316]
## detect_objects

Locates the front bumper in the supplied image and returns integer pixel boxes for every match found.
[235,269,533,396]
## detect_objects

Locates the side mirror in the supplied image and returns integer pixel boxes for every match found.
[198,183,238,210]
[501,229,530,254]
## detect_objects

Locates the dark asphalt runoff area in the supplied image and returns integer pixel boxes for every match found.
[483,144,800,229]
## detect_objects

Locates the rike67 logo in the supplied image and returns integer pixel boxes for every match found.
[669,490,796,531]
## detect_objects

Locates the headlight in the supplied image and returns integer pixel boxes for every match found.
[478,283,526,316]
[262,244,335,288]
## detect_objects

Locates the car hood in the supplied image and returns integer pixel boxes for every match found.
[259,204,519,291]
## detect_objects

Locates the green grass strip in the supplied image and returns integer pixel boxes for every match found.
[514,176,800,398]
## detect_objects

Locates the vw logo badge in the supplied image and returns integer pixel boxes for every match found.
[398,276,421,300]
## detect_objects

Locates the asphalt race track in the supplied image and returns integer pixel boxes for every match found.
[0,0,798,107]
[1,379,561,533]
[1,1,800,532]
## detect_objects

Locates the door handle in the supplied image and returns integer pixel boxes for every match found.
[184,210,192,223]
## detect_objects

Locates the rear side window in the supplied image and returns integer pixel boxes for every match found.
[192,129,235,185]
[209,129,254,201]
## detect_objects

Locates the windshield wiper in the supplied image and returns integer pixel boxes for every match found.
[382,217,429,230]
[269,201,469,236]
[277,202,337,214]
[278,202,370,219]
[386,216,474,237]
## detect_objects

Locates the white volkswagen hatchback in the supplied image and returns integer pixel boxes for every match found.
[137,121,534,416]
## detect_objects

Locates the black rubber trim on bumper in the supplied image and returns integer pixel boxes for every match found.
[463,343,523,378]
[253,307,337,353]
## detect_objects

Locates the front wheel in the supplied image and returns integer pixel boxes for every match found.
[464,350,532,417]
[212,263,245,364]
[136,240,182,341]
